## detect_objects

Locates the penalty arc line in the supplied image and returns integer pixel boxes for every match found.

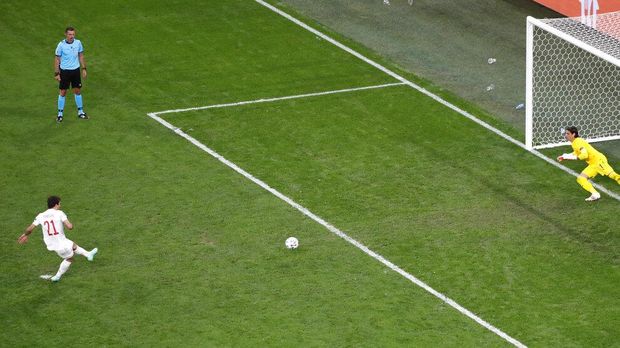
[148,110,526,348]
[252,0,620,205]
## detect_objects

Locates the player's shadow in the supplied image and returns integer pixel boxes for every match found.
[417,139,615,261]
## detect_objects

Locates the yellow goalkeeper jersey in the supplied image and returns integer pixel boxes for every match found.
[571,137,606,165]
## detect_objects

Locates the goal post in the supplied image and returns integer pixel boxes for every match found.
[525,13,620,150]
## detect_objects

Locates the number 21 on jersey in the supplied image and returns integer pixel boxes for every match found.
[44,220,59,236]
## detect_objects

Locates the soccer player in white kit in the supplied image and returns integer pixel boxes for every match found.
[18,196,98,282]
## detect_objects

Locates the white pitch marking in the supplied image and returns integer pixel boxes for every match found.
[154,82,405,115]
[252,0,620,205]
[146,2,617,347]
[262,1,535,346]
[148,113,525,348]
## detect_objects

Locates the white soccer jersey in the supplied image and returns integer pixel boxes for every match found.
[33,209,68,250]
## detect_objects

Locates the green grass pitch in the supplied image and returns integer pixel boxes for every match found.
[0,0,618,346]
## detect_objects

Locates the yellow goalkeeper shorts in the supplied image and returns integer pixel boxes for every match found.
[582,160,614,178]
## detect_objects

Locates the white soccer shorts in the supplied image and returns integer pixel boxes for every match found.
[51,239,75,259]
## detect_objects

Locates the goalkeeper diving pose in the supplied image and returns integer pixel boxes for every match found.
[557,126,620,201]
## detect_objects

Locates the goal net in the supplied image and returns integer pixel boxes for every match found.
[525,12,620,150]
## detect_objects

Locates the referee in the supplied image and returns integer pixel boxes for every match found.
[54,27,88,122]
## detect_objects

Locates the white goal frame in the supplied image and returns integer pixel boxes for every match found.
[525,16,620,150]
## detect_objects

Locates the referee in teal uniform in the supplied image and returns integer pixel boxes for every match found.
[54,27,88,122]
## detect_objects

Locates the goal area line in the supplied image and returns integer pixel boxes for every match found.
[153,82,405,116]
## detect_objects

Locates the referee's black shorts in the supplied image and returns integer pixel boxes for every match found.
[59,68,82,90]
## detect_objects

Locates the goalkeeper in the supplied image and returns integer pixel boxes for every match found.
[557,126,620,201]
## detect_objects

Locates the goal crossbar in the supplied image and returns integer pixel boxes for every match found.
[526,17,620,68]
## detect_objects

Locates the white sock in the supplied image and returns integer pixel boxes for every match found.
[74,246,89,257]
[54,260,72,278]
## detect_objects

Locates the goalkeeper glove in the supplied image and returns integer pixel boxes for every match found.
[557,153,577,162]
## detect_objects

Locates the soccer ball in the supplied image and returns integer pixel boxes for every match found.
[285,237,299,249]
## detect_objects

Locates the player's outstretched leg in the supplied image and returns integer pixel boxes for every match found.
[87,248,98,261]
[51,258,73,282]
[608,170,620,185]
[73,243,98,261]
[577,176,600,201]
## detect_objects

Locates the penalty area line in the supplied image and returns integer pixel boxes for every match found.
[148,109,525,348]
[153,82,406,116]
